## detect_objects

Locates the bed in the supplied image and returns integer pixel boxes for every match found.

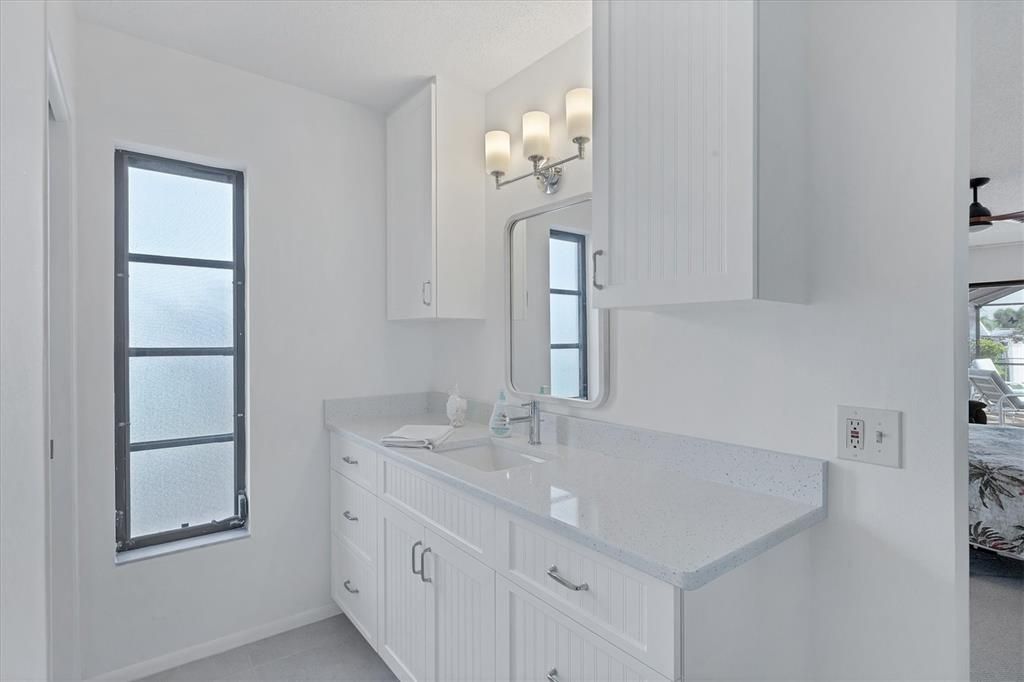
[969,424,1024,560]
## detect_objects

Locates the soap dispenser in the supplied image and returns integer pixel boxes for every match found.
[488,389,512,438]
[446,384,468,427]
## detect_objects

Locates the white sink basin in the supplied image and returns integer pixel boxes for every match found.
[435,442,548,473]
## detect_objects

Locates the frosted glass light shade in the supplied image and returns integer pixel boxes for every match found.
[565,88,592,142]
[522,111,551,160]
[485,130,511,175]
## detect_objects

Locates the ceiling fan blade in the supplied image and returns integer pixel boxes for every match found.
[987,211,1024,223]
[970,211,1024,225]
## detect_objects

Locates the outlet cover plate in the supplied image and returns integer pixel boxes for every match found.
[837,405,902,468]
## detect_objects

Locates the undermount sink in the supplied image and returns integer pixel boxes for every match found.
[435,441,548,473]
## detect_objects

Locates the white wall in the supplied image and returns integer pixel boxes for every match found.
[969,241,1024,283]
[1,2,50,679]
[75,24,436,678]
[434,2,971,679]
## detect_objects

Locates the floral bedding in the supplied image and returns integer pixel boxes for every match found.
[969,425,1024,560]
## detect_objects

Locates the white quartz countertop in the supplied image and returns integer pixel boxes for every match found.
[326,412,826,590]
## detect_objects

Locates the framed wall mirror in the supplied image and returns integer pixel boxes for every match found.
[505,194,608,406]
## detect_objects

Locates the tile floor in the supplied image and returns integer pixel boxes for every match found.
[141,615,396,681]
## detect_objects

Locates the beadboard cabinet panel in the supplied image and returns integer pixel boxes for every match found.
[496,577,671,682]
[424,529,496,682]
[594,0,802,307]
[378,503,430,682]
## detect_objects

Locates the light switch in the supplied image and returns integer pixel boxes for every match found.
[837,405,901,468]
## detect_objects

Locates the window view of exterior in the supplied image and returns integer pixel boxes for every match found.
[549,230,587,400]
[969,282,1024,427]
[114,150,247,551]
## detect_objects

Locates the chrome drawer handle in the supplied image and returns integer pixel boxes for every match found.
[419,547,433,583]
[547,565,588,591]
[341,455,358,465]
[342,510,358,522]
[546,668,559,682]
[343,580,359,594]
[412,541,423,576]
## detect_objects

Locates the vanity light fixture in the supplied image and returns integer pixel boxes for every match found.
[485,87,592,195]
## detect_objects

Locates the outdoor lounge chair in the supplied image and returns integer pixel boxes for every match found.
[969,360,1024,425]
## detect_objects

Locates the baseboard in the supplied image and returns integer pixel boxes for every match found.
[87,603,342,681]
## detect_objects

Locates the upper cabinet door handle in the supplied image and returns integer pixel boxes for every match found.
[341,455,358,465]
[592,250,605,290]
[546,564,589,591]
[422,280,432,306]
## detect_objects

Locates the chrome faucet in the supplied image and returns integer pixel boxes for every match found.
[502,400,542,445]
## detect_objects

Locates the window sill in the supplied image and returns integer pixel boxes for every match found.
[114,528,250,565]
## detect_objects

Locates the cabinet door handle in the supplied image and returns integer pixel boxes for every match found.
[341,455,358,465]
[343,580,359,594]
[546,668,559,682]
[342,510,358,522]
[419,546,433,583]
[422,280,432,306]
[411,540,423,576]
[546,565,589,591]
[592,250,605,290]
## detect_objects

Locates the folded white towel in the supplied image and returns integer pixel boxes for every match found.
[381,425,455,450]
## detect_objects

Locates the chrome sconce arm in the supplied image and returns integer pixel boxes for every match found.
[491,138,589,195]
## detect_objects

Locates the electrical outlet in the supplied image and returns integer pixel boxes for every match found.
[837,405,901,468]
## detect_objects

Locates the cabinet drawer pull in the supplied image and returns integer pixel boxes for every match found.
[546,565,589,591]
[546,668,559,682]
[411,540,423,576]
[419,546,433,583]
[343,580,359,594]
[341,455,358,465]
[592,249,605,290]
[342,510,358,522]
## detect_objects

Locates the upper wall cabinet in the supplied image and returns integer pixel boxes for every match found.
[592,0,805,308]
[387,77,486,320]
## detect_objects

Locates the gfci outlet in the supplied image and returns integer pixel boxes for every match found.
[837,405,902,468]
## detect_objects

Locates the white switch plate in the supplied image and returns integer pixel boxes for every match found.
[837,405,902,468]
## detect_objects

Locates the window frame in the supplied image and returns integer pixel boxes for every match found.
[114,149,247,553]
[549,229,588,400]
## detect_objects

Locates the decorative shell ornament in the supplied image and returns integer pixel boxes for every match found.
[446,385,468,428]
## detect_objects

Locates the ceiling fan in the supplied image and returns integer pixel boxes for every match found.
[970,177,1024,232]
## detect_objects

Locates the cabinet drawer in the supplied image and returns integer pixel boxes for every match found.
[496,577,670,682]
[331,470,377,564]
[331,537,378,651]
[330,432,378,492]
[495,511,679,680]
[379,457,494,564]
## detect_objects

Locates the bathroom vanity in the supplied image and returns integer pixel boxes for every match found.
[323,395,826,682]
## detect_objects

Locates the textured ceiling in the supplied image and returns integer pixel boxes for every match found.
[970,0,1023,247]
[76,0,592,113]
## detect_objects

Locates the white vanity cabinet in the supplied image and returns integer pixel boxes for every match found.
[386,77,485,320]
[592,0,804,308]
[329,433,682,682]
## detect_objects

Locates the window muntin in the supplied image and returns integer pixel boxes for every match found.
[549,230,588,400]
[115,150,246,552]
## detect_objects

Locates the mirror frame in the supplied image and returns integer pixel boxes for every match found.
[503,192,608,408]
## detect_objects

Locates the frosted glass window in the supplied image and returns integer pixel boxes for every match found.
[129,356,234,443]
[550,294,580,344]
[550,349,581,398]
[116,150,246,551]
[128,167,233,260]
[130,442,235,537]
[549,237,580,290]
[129,262,233,347]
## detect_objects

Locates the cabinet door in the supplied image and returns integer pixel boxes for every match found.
[378,502,429,682]
[496,577,670,682]
[593,0,756,308]
[387,81,436,320]
[423,529,496,682]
